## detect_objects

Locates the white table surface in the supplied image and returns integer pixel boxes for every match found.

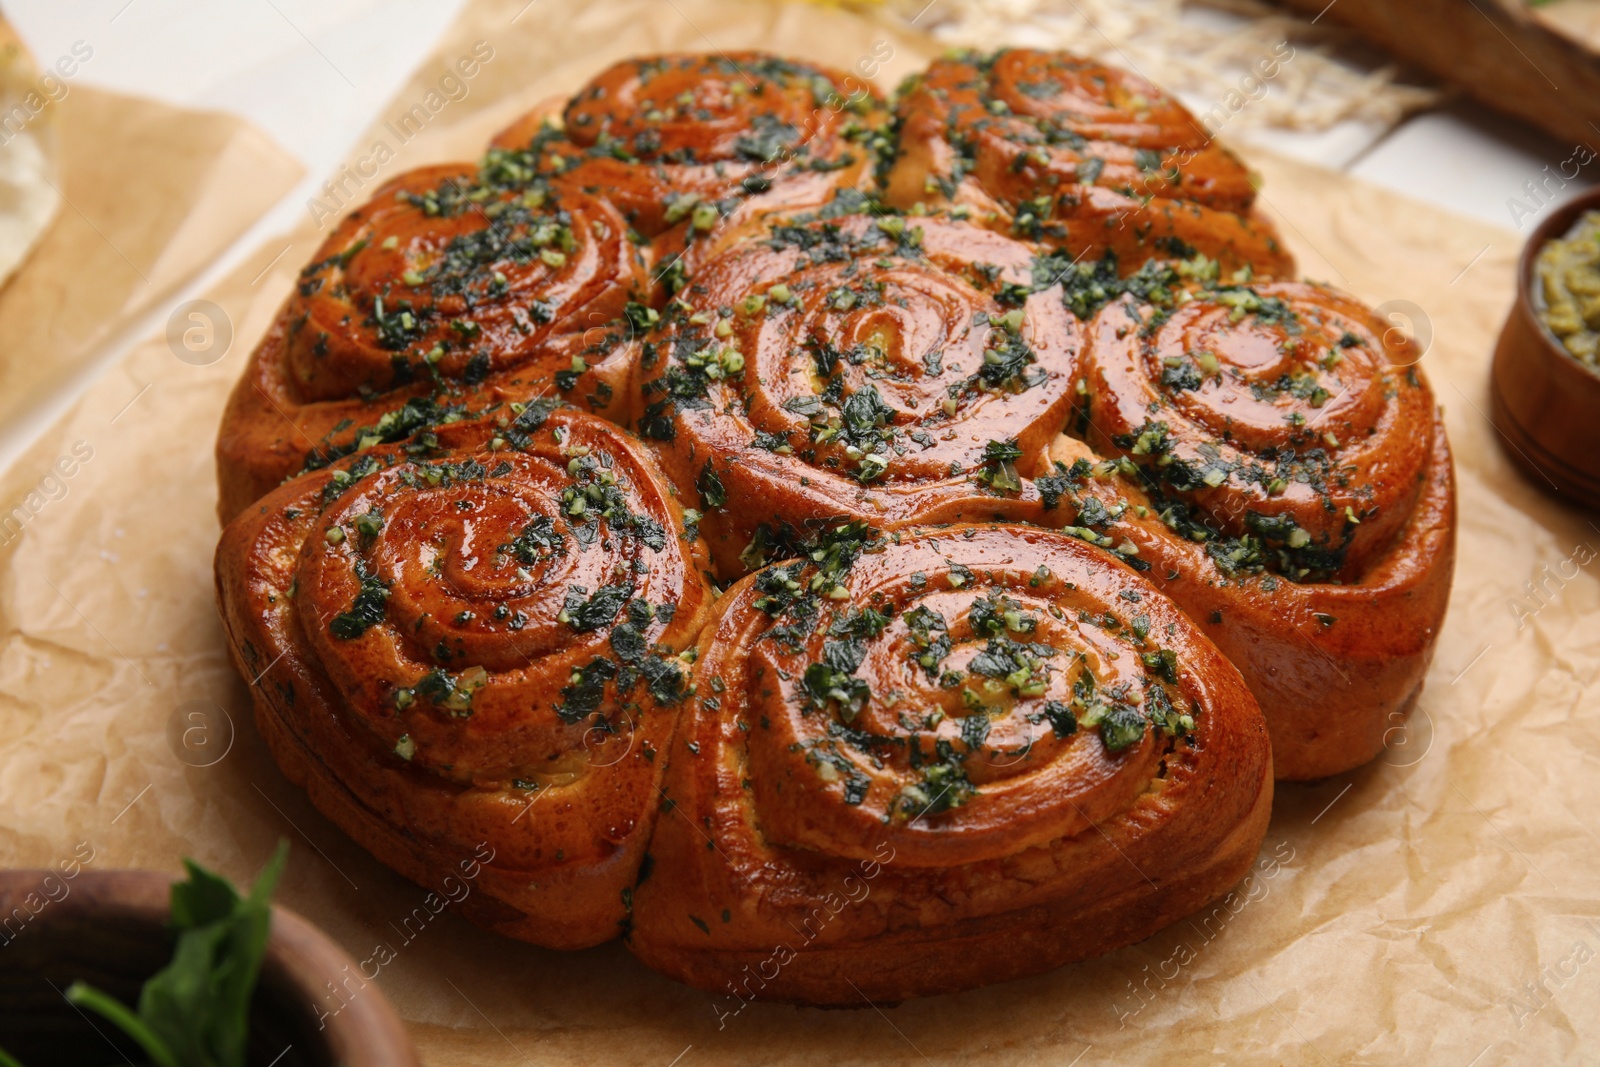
[0,0,1592,467]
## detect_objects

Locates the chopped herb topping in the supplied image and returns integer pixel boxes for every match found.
[502,515,564,564]
[895,741,975,817]
[329,562,389,640]
[415,665,486,717]
[560,583,631,632]
[975,438,1024,493]
[903,605,952,678]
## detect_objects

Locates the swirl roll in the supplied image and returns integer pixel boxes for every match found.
[1032,279,1455,778]
[490,52,887,244]
[882,49,1293,279]
[1078,278,1434,580]
[634,213,1085,577]
[216,164,651,521]
[627,523,1273,1004]
[215,410,715,948]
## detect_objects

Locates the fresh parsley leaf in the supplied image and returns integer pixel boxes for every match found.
[65,842,290,1067]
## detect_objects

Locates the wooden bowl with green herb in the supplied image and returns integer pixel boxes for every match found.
[1491,185,1600,509]
[0,848,417,1067]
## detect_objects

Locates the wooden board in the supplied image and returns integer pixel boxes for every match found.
[1277,0,1600,146]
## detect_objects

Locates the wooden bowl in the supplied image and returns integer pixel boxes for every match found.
[1491,186,1600,510]
[0,869,419,1067]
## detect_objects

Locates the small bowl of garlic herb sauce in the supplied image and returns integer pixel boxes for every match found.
[1492,189,1600,509]
[1534,210,1600,369]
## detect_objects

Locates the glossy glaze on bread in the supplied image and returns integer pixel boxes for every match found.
[634,213,1085,577]
[628,524,1272,1003]
[491,52,888,240]
[216,411,714,947]
[215,165,651,520]
[1052,280,1455,777]
[881,50,1294,278]
[214,48,1454,1001]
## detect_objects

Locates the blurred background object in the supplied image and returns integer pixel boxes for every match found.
[803,0,1600,226]
[0,14,60,289]
[868,0,1439,164]
[1275,0,1600,149]
[0,4,300,462]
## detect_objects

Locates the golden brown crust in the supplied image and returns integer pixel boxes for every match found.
[626,207,1452,783]
[1028,278,1455,778]
[882,49,1294,279]
[214,410,715,947]
[215,166,650,523]
[634,213,1084,577]
[1044,418,1454,781]
[627,524,1273,1004]
[219,52,891,527]
[489,52,887,269]
[1077,280,1435,579]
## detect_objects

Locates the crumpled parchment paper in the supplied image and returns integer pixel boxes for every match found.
[0,2,1594,1064]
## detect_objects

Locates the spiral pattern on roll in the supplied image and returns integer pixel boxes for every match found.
[627,523,1271,1003]
[214,409,714,947]
[490,52,888,242]
[633,213,1084,576]
[286,165,644,400]
[683,525,1196,859]
[882,49,1293,280]
[1077,278,1433,580]
[215,164,652,521]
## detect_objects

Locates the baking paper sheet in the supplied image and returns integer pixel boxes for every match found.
[0,1,1595,1063]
